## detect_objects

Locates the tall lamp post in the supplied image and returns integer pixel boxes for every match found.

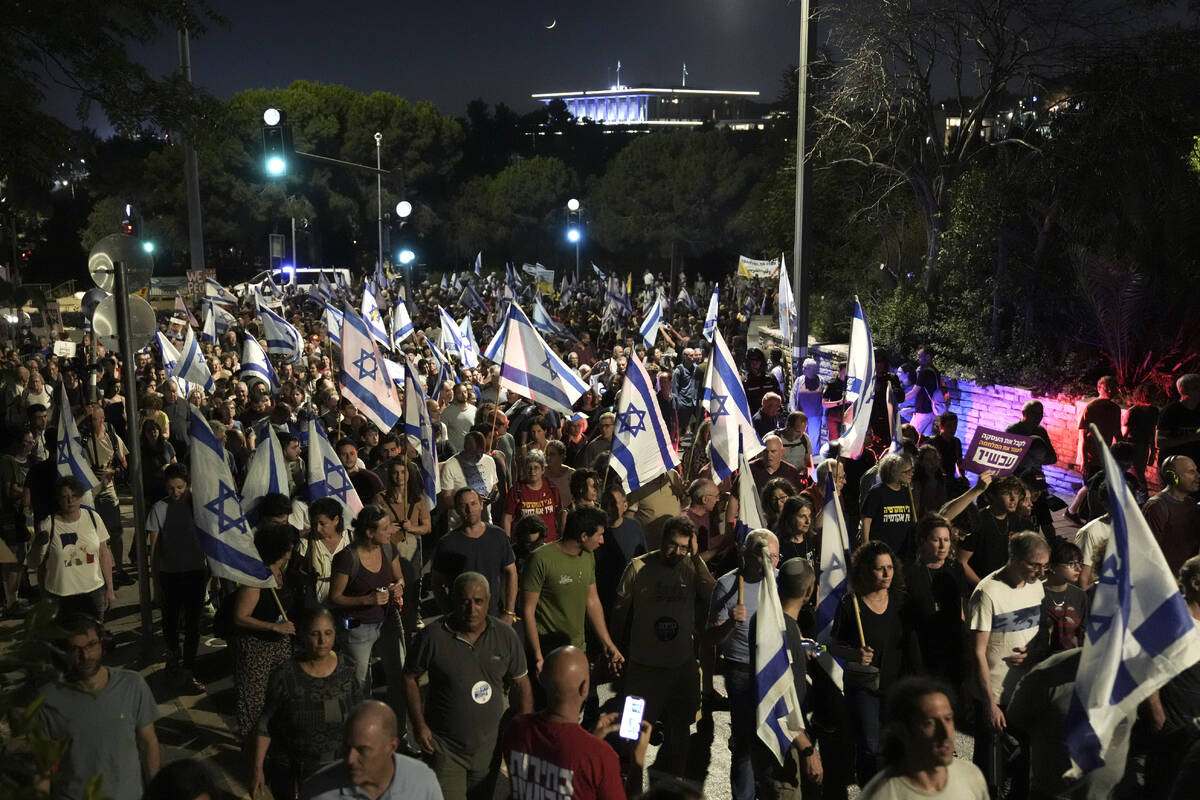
[566,198,582,283]
[375,132,384,279]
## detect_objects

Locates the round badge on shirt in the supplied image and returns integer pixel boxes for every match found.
[471,680,493,705]
[654,616,680,642]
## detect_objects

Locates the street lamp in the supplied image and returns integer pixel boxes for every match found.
[396,200,414,299]
[566,198,582,282]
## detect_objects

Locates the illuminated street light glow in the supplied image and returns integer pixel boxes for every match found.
[566,227,581,243]
[399,248,415,265]
[396,200,412,218]
[266,155,287,176]
[567,198,580,211]
[263,108,281,126]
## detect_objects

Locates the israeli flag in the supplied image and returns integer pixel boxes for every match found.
[175,325,215,393]
[754,539,807,765]
[153,332,196,397]
[241,425,289,525]
[323,303,344,349]
[639,296,664,349]
[56,383,98,491]
[361,284,390,349]
[606,276,633,317]
[483,302,587,416]
[609,353,679,492]
[592,262,606,279]
[201,300,234,343]
[317,271,334,303]
[424,335,456,400]
[391,299,414,347]
[677,285,698,311]
[1065,428,1200,777]
[778,254,796,349]
[175,292,199,327]
[703,288,719,342]
[814,466,851,691]
[240,333,279,392]
[188,410,274,588]
[532,297,576,342]
[832,297,876,459]
[438,305,468,361]
[307,417,363,517]
[258,302,303,365]
[205,278,238,306]
[459,283,488,315]
[156,330,181,374]
[559,276,575,307]
[340,309,403,432]
[703,329,764,481]
[475,251,482,276]
[458,314,481,369]
[735,441,766,543]
[401,359,440,509]
[505,263,525,293]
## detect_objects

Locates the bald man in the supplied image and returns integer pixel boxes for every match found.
[301,700,442,800]
[503,647,625,800]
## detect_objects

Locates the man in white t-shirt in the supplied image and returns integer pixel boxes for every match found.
[859,677,988,800]
[967,530,1048,795]
[439,431,499,528]
[441,382,477,453]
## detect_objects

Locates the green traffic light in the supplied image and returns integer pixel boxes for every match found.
[266,155,287,176]
[142,241,155,253]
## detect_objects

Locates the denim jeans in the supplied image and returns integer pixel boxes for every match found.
[726,666,758,800]
[846,688,883,786]
[340,620,405,715]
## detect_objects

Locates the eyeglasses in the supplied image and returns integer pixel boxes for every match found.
[663,542,693,555]
[1021,559,1049,574]
[1054,561,1083,569]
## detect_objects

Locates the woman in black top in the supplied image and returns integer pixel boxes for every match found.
[232,524,298,738]
[776,495,817,564]
[139,419,176,505]
[831,540,920,786]
[904,514,967,689]
[252,607,363,800]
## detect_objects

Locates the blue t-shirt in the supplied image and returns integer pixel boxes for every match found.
[708,569,771,665]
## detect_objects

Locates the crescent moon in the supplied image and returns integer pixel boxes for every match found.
[545,19,557,29]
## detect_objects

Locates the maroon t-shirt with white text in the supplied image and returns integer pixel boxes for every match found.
[503,713,624,800]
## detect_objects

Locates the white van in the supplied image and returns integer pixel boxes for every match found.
[236,267,353,294]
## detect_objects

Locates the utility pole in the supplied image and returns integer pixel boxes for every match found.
[791,0,814,361]
[178,28,205,272]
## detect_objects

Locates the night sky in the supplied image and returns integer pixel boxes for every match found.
[46,0,805,131]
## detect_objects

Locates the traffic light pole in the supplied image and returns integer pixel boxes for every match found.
[113,260,154,642]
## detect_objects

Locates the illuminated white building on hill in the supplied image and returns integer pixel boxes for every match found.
[531,84,764,129]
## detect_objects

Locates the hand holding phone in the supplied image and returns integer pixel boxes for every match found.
[619,696,646,741]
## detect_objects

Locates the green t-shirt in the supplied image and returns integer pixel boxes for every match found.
[520,543,595,648]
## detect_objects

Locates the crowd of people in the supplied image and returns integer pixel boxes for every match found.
[2,269,1199,800]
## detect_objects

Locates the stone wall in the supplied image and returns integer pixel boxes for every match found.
[942,378,1086,494]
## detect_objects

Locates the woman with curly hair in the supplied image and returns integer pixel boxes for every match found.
[831,539,921,786]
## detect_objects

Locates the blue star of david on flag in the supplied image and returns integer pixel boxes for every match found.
[322,457,353,503]
[710,392,730,418]
[618,405,647,436]
[541,356,558,381]
[353,349,378,381]
[57,439,73,464]
[204,481,247,534]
